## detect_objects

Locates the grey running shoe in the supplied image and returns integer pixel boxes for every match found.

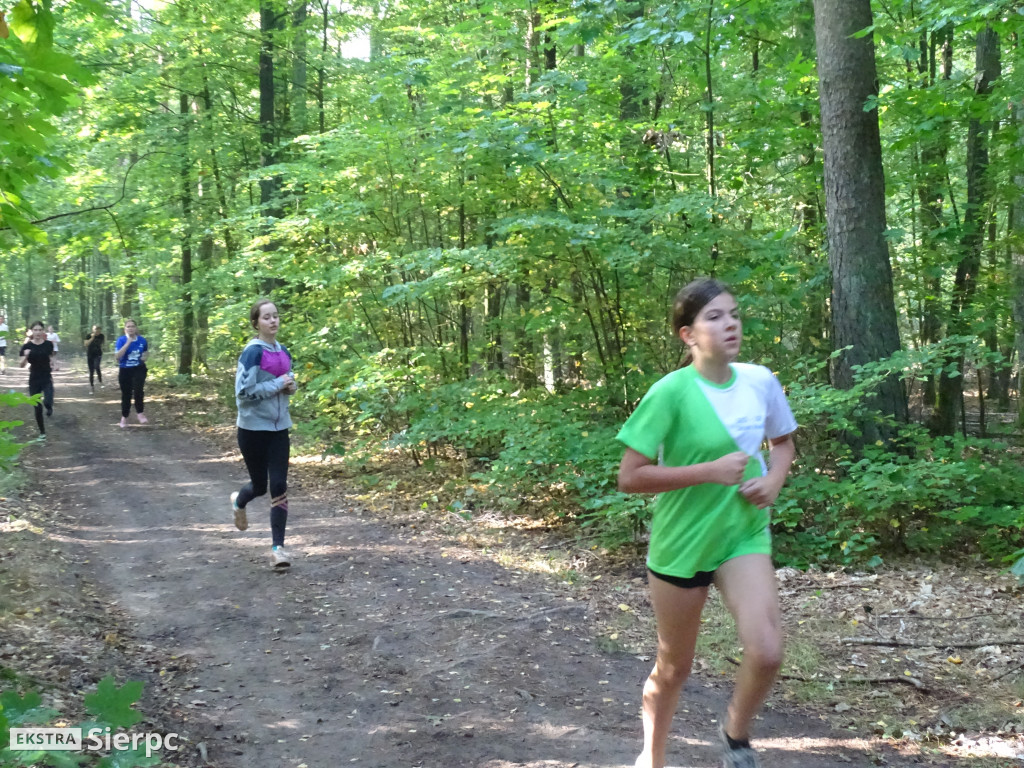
[231,491,248,531]
[271,546,291,568]
[719,723,761,768]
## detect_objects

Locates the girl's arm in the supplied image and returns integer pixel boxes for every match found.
[114,338,128,359]
[19,348,29,368]
[738,433,796,509]
[617,447,750,494]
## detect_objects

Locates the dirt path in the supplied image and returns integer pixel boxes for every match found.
[8,362,929,768]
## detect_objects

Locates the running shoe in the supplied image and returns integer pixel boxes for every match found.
[137,412,148,425]
[270,546,291,568]
[119,417,127,428]
[719,723,761,768]
[230,492,248,531]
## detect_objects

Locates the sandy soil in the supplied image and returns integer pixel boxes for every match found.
[1,362,972,767]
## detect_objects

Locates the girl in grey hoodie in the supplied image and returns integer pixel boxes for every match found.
[230,299,298,568]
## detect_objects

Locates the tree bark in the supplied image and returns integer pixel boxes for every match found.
[291,2,308,136]
[916,25,952,407]
[259,0,284,293]
[813,0,908,441]
[934,25,1000,434]
[178,92,195,376]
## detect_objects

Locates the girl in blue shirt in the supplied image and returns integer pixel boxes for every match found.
[114,318,149,428]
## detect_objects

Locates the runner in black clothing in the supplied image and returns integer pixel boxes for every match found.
[85,325,105,392]
[19,321,56,438]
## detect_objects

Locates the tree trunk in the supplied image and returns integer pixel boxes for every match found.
[934,25,1000,435]
[796,3,827,361]
[291,2,308,136]
[200,72,237,262]
[178,93,195,377]
[47,265,60,331]
[259,0,284,292]
[78,253,88,338]
[703,0,716,201]
[813,0,908,441]
[917,24,952,408]
[317,0,328,134]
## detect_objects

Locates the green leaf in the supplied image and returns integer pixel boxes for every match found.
[0,690,58,725]
[9,0,54,48]
[84,677,144,729]
[96,744,161,768]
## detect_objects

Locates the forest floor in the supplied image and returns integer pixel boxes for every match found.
[1,360,1023,768]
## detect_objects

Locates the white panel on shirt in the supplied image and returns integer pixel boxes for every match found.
[694,363,797,473]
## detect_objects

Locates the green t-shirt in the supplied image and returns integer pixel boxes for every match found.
[616,363,797,578]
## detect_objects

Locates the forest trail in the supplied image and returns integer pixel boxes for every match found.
[8,361,928,768]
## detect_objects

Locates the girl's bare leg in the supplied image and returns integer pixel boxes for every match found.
[713,553,783,742]
[634,576,708,768]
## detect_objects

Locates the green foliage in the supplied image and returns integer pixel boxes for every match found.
[0,677,157,768]
[83,677,144,730]
[0,0,97,238]
[331,335,1024,565]
[774,341,1024,567]
[0,391,32,471]
[2,0,1024,576]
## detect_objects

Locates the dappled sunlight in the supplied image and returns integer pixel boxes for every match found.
[261,719,302,733]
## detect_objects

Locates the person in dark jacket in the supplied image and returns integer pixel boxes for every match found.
[85,325,105,392]
[19,321,56,438]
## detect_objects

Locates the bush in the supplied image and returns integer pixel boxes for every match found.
[0,391,32,473]
[324,337,1024,567]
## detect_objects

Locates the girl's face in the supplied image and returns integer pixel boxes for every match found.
[679,292,741,364]
[124,321,137,337]
[255,303,280,339]
[30,325,46,343]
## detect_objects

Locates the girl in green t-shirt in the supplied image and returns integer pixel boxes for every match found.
[616,278,797,768]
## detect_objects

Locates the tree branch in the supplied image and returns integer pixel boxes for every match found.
[5,151,183,229]
[843,637,1024,648]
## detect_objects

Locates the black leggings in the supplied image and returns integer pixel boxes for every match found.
[88,353,103,386]
[28,376,54,435]
[236,428,290,546]
[118,365,146,417]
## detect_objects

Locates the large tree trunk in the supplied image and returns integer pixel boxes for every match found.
[934,25,1000,435]
[813,0,908,441]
